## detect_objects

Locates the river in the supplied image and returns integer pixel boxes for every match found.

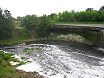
[2,42,104,78]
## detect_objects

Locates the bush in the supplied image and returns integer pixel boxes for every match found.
[3,54,12,61]
[0,51,4,56]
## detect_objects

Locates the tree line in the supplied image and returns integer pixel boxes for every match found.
[0,9,52,39]
[48,6,104,22]
[15,5,104,38]
[0,6,104,40]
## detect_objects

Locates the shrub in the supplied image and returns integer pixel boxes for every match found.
[0,51,4,56]
[3,54,12,61]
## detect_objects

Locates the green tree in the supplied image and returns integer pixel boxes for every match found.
[21,15,39,38]
[99,6,104,12]
[36,15,52,38]
[48,13,59,23]
[86,8,94,12]
[98,6,104,22]
[21,15,39,30]
[0,8,14,39]
[68,10,77,22]
[21,15,53,38]
[58,10,77,22]
[16,16,23,21]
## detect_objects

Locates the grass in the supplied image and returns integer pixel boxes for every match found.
[0,65,44,78]
[0,66,17,78]
[0,37,31,46]
[0,65,42,78]
[0,51,17,78]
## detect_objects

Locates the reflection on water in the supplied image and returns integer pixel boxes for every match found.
[3,44,104,78]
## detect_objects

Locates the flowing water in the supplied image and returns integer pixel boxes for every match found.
[2,43,104,78]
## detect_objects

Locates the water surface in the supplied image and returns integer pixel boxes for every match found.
[3,43,104,78]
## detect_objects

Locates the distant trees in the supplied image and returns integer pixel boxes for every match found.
[16,16,24,21]
[51,6,104,22]
[36,15,52,38]
[0,8,14,39]
[48,13,59,23]
[86,8,94,12]
[99,6,104,12]
[21,15,39,38]
[58,11,77,22]
[21,15,52,38]
[20,5,104,38]
[1,6,104,40]
[74,11,100,22]
[13,5,104,39]
[21,15,39,30]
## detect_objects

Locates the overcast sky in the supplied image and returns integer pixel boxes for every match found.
[0,0,104,18]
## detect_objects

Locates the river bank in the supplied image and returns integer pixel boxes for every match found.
[0,31,104,48]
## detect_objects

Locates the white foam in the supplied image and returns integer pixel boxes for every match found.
[28,58,34,62]
[49,74,64,78]
[12,54,21,59]
[98,48,104,51]
[10,61,19,66]
[0,50,9,53]
[9,44,104,78]
[16,62,41,72]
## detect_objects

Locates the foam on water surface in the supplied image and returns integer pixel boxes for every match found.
[16,62,41,72]
[13,44,104,78]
